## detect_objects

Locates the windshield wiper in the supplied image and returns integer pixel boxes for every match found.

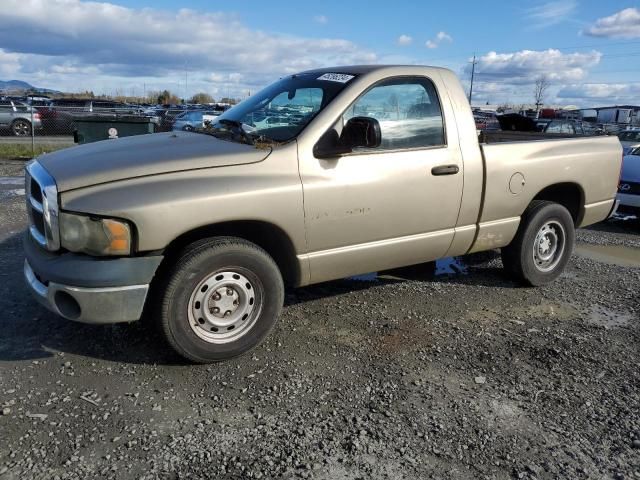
[215,119,255,145]
[199,119,278,147]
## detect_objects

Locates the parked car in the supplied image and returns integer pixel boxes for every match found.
[0,99,42,136]
[172,109,224,131]
[616,146,640,217]
[535,119,586,135]
[23,65,622,362]
[46,99,137,133]
[497,113,538,132]
[617,129,640,155]
[156,107,188,132]
[473,111,500,131]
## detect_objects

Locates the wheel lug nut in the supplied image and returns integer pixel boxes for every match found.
[214,293,221,301]
[226,289,234,296]
[224,310,231,317]
[212,307,220,314]
[233,300,239,306]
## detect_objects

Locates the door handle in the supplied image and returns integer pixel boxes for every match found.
[431,164,459,176]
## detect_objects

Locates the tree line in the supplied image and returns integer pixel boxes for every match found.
[15,88,239,105]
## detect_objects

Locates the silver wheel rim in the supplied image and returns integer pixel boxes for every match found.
[188,270,262,344]
[13,121,29,136]
[532,220,566,273]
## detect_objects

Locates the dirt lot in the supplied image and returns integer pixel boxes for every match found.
[0,159,639,480]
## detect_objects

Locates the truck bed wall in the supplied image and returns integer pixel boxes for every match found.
[468,135,622,252]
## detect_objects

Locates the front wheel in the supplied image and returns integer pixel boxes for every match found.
[501,201,575,286]
[158,237,284,363]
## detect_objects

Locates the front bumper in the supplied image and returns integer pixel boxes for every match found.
[23,234,163,324]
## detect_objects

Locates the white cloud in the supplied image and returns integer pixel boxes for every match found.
[0,50,22,77]
[208,72,244,83]
[583,8,640,38]
[526,1,578,28]
[397,34,413,46]
[314,15,328,25]
[425,31,453,49]
[469,49,602,83]
[436,31,453,43]
[557,83,640,101]
[0,0,376,96]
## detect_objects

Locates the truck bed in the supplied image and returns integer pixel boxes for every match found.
[477,134,622,226]
[480,130,597,143]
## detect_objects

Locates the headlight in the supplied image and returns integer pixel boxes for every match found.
[60,213,132,256]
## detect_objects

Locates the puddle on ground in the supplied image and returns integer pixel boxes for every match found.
[0,176,24,186]
[350,272,379,282]
[436,256,467,275]
[349,257,467,282]
[0,188,25,200]
[587,305,635,329]
[575,243,640,268]
[612,212,638,222]
[0,177,25,201]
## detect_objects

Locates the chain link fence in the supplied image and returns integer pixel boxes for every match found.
[0,97,232,160]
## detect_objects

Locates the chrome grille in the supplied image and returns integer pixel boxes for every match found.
[25,161,60,251]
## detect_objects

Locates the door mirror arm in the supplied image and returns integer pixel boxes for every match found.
[313,129,352,159]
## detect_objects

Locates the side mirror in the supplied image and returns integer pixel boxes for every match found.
[341,116,381,149]
[313,129,352,158]
[313,116,381,159]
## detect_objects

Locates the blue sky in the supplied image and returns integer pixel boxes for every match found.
[1,0,639,106]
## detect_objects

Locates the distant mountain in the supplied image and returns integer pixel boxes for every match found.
[0,79,61,94]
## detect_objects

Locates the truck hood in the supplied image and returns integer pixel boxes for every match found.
[37,131,272,192]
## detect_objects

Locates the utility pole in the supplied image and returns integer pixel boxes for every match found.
[468,54,477,105]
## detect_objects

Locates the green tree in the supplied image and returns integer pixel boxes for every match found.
[189,92,214,104]
[156,90,181,105]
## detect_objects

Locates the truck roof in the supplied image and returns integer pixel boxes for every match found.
[298,64,450,76]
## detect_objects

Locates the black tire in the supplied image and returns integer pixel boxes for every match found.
[501,201,575,286]
[11,119,31,137]
[158,237,284,363]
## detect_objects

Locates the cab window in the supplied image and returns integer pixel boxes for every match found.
[342,77,445,150]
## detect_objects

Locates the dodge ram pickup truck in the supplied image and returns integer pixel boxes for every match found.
[23,65,622,363]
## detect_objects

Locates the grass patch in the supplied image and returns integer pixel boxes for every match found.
[0,143,73,160]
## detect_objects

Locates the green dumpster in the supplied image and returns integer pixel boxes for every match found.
[73,115,156,144]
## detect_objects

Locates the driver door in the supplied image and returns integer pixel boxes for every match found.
[299,76,464,283]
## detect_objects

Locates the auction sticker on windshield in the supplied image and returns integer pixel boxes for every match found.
[317,73,355,83]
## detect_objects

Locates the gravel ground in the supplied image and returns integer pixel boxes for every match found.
[0,159,638,480]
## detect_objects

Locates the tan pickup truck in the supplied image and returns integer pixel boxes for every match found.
[23,65,622,362]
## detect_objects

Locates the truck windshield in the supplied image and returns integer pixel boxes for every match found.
[205,72,356,143]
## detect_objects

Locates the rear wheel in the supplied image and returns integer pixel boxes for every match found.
[158,237,284,363]
[501,201,575,286]
[11,119,31,137]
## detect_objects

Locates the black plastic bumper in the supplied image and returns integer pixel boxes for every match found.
[23,232,163,288]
